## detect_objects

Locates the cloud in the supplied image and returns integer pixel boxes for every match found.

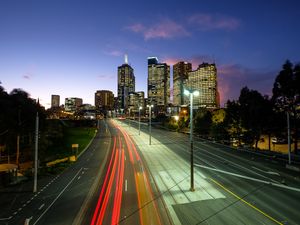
[188,13,240,31]
[97,74,115,80]
[218,64,276,106]
[22,73,32,80]
[125,18,190,40]
[103,50,124,57]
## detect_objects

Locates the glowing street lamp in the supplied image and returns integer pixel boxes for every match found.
[184,89,199,192]
[139,106,143,135]
[147,104,154,145]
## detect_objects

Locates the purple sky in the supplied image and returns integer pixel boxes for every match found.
[0,0,299,108]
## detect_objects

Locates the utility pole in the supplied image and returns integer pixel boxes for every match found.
[287,111,291,165]
[33,112,39,193]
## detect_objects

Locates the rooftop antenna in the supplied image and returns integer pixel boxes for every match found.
[125,54,128,64]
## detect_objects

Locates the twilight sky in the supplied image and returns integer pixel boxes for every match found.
[1,0,299,108]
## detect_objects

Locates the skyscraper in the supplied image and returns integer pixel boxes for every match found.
[147,57,170,114]
[95,90,114,110]
[65,97,83,112]
[186,63,218,109]
[173,61,192,106]
[117,56,135,111]
[51,95,60,108]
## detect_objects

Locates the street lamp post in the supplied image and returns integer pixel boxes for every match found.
[139,106,142,135]
[147,105,153,145]
[184,89,199,192]
[128,108,131,128]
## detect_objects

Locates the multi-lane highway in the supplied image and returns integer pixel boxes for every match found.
[1,118,299,225]
[128,119,300,225]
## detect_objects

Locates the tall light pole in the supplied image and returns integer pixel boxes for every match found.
[287,111,291,165]
[184,89,199,192]
[128,108,131,128]
[33,112,39,193]
[147,105,153,145]
[139,106,142,135]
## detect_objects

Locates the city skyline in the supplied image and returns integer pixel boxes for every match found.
[1,0,300,108]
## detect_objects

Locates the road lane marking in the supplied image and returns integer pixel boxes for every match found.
[195,144,279,183]
[38,204,45,210]
[78,176,81,180]
[252,166,280,176]
[125,179,128,192]
[195,164,300,193]
[33,168,83,225]
[210,178,284,225]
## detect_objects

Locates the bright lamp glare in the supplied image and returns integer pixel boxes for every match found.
[193,90,200,96]
[184,89,190,96]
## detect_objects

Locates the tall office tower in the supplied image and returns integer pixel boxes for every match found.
[127,91,145,115]
[147,57,170,114]
[51,95,60,108]
[65,97,83,112]
[186,62,218,109]
[173,61,192,106]
[117,55,135,110]
[95,90,114,110]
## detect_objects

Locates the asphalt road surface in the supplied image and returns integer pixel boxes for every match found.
[132,119,300,225]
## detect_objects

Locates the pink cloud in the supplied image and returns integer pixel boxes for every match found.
[125,19,190,40]
[188,13,240,31]
[104,50,123,56]
[126,23,145,33]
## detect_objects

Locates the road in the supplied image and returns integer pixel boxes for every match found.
[126,119,300,225]
[0,120,170,225]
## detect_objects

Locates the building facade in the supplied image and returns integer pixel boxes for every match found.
[118,60,135,111]
[127,91,145,115]
[65,97,83,112]
[173,61,192,106]
[186,63,218,109]
[51,95,60,108]
[147,57,170,114]
[95,90,114,110]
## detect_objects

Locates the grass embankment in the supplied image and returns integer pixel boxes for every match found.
[63,127,95,156]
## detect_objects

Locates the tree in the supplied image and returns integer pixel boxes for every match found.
[238,87,273,148]
[224,100,243,142]
[194,109,212,136]
[272,60,300,154]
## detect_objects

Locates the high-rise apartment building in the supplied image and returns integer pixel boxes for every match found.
[51,95,60,108]
[65,97,83,112]
[95,90,114,110]
[147,57,170,114]
[173,61,192,106]
[118,56,135,110]
[186,63,218,108]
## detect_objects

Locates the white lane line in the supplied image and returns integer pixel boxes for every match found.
[252,166,280,176]
[195,164,300,193]
[27,200,31,204]
[18,208,22,211]
[196,145,279,183]
[0,216,12,221]
[125,179,128,192]
[81,171,85,175]
[23,204,26,207]
[38,203,45,210]
[33,168,83,225]
[78,176,81,180]
[13,212,17,215]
